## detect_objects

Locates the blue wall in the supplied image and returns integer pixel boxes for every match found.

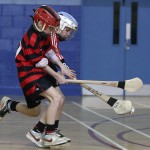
[1,0,149,96]
[81,0,150,96]
[0,4,81,96]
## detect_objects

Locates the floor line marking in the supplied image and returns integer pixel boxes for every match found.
[133,102,150,108]
[72,102,150,139]
[62,111,127,150]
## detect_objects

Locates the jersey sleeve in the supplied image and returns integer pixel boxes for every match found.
[50,32,64,62]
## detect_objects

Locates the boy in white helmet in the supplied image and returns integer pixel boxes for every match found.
[0,6,76,146]
[26,11,78,147]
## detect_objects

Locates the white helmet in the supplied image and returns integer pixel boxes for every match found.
[57,11,78,40]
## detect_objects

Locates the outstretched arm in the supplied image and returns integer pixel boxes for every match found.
[45,49,76,79]
[35,57,66,84]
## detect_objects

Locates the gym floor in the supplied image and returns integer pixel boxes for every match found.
[0,95,150,150]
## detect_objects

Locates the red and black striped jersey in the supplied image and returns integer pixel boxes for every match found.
[15,25,53,96]
[50,32,64,61]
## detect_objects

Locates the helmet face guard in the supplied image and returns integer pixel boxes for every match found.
[57,12,78,40]
[33,5,60,32]
[58,27,77,40]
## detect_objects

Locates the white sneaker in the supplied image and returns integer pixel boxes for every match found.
[26,129,43,148]
[55,129,71,142]
[0,96,10,121]
[44,132,68,146]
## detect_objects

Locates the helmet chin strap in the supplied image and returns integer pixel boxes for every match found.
[34,21,46,32]
[41,23,46,31]
[33,22,49,38]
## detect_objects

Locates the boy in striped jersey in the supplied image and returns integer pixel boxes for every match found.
[0,5,76,146]
[26,11,78,147]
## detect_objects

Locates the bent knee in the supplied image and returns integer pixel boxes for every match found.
[61,95,65,104]
[57,94,65,103]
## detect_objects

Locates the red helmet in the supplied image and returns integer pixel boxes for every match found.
[33,5,60,29]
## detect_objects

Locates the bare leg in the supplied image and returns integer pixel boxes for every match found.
[16,103,41,117]
[55,87,65,120]
[0,97,41,119]
[39,86,64,124]
[26,87,68,147]
[40,86,64,125]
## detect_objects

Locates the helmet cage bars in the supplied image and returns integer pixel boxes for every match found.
[33,5,60,32]
[57,12,78,40]
[59,15,77,31]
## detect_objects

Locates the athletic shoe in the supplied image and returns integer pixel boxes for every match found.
[44,131,68,146]
[26,129,43,148]
[55,129,71,142]
[0,96,10,121]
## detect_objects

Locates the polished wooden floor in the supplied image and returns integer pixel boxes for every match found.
[0,95,150,150]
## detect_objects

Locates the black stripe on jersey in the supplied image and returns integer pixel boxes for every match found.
[17,66,34,72]
[19,71,45,83]
[34,36,41,49]
[15,49,25,61]
[21,38,27,48]
[41,42,51,51]
[28,32,41,49]
[25,53,42,62]
[22,37,50,52]
[21,39,40,54]
[21,39,42,62]
[18,49,24,56]
[24,25,41,50]
[27,27,33,42]
[22,80,37,93]
[21,38,32,50]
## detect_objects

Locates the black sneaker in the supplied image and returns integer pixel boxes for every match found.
[0,96,10,121]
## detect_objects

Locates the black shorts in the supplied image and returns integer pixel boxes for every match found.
[24,74,59,108]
